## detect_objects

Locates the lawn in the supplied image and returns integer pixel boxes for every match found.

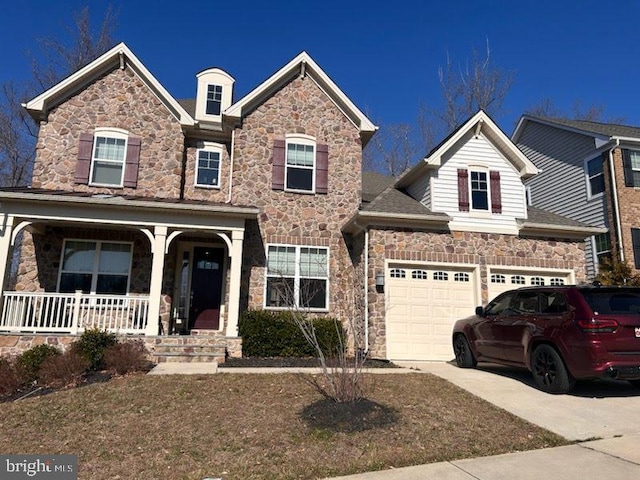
[0,372,567,479]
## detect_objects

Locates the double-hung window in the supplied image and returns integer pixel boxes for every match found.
[195,143,222,188]
[265,245,328,309]
[206,84,223,116]
[470,170,489,211]
[58,240,132,295]
[594,233,611,265]
[286,135,315,192]
[90,128,128,187]
[585,157,605,197]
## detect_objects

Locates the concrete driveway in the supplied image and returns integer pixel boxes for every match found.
[399,361,640,441]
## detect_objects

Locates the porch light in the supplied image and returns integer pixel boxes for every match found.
[375,272,385,290]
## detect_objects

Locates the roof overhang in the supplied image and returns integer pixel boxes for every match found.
[342,210,451,234]
[397,110,538,189]
[224,52,378,144]
[517,220,607,240]
[23,43,195,127]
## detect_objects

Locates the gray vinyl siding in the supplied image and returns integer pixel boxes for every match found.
[516,121,608,277]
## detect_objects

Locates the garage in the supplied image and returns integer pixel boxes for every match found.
[386,264,479,361]
[487,268,575,301]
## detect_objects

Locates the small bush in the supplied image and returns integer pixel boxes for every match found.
[103,341,150,375]
[17,344,61,381]
[37,350,90,389]
[239,310,345,357]
[72,328,118,371]
[0,357,27,397]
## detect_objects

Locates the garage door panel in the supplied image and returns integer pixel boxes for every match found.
[386,265,477,361]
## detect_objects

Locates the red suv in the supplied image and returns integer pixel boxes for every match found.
[452,286,640,393]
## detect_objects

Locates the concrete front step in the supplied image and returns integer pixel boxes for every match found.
[153,345,225,354]
[154,352,224,363]
[152,337,224,346]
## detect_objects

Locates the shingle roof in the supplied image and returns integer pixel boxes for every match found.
[524,206,594,229]
[532,117,640,139]
[362,172,396,202]
[362,186,447,217]
[177,98,196,117]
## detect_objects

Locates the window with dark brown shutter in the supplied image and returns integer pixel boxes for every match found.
[490,170,502,213]
[272,139,286,190]
[316,143,328,194]
[75,133,94,184]
[457,169,469,211]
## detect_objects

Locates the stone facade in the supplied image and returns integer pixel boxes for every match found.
[231,76,363,320]
[182,138,232,203]
[365,228,588,358]
[32,67,184,199]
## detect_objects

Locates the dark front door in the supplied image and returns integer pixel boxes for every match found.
[189,247,224,330]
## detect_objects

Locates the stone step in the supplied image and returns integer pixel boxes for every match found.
[153,345,225,354]
[153,352,224,363]
[152,336,224,346]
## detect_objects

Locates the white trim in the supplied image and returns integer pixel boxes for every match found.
[264,243,330,312]
[225,51,377,135]
[24,43,195,126]
[486,265,575,283]
[89,129,128,188]
[195,142,224,189]
[468,167,491,212]
[584,155,605,200]
[285,134,316,194]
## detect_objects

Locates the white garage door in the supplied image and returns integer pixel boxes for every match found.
[487,268,573,301]
[386,264,478,361]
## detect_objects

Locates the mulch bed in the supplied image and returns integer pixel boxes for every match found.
[220,356,398,368]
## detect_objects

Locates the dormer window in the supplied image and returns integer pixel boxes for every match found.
[206,85,223,116]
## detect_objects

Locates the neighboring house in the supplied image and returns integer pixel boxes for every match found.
[0,43,600,362]
[513,116,640,278]
[349,111,602,360]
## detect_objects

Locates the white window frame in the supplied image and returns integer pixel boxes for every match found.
[57,239,133,295]
[285,134,316,193]
[584,156,605,199]
[89,127,128,187]
[593,232,611,267]
[469,167,490,212]
[195,142,223,189]
[264,244,329,311]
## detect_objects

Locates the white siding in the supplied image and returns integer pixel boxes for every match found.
[406,172,432,209]
[430,132,526,234]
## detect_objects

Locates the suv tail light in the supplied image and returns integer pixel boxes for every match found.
[577,317,619,333]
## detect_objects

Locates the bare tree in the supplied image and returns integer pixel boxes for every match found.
[364,40,513,175]
[525,98,626,124]
[0,5,117,188]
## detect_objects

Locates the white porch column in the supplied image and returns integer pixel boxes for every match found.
[225,229,244,337]
[0,215,15,296]
[145,225,167,336]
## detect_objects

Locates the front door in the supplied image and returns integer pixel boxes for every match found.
[189,247,224,330]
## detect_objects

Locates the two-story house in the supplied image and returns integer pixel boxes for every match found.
[0,44,601,362]
[513,116,640,278]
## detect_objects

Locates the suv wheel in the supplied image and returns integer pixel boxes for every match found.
[531,344,575,394]
[453,334,477,368]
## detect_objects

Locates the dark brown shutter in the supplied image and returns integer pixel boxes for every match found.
[123,137,141,188]
[75,133,94,184]
[316,143,328,194]
[623,149,634,187]
[457,169,469,211]
[490,170,502,214]
[272,139,285,190]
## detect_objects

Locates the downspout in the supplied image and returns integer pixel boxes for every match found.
[226,128,236,203]
[363,225,369,353]
[609,139,624,261]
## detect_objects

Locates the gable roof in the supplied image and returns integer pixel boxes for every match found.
[512,116,640,143]
[224,52,377,143]
[396,110,538,189]
[23,42,195,126]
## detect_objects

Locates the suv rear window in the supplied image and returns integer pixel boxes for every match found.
[580,289,640,314]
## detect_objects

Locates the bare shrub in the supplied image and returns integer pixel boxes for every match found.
[0,357,26,397]
[103,341,150,375]
[38,350,90,389]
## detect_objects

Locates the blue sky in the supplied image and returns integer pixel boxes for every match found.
[3,0,640,138]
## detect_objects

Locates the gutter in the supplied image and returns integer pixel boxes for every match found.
[518,221,607,237]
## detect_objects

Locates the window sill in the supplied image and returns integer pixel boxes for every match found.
[89,183,124,188]
[263,306,329,313]
[284,188,316,195]
[195,184,221,190]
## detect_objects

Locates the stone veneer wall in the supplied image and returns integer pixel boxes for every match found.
[32,66,184,199]
[182,138,232,203]
[366,228,588,359]
[607,147,640,270]
[231,75,363,321]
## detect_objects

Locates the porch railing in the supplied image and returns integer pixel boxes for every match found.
[0,291,149,335]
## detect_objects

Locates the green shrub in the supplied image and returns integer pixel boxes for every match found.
[72,328,118,371]
[239,310,345,357]
[37,350,90,388]
[103,341,150,375]
[17,344,61,381]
